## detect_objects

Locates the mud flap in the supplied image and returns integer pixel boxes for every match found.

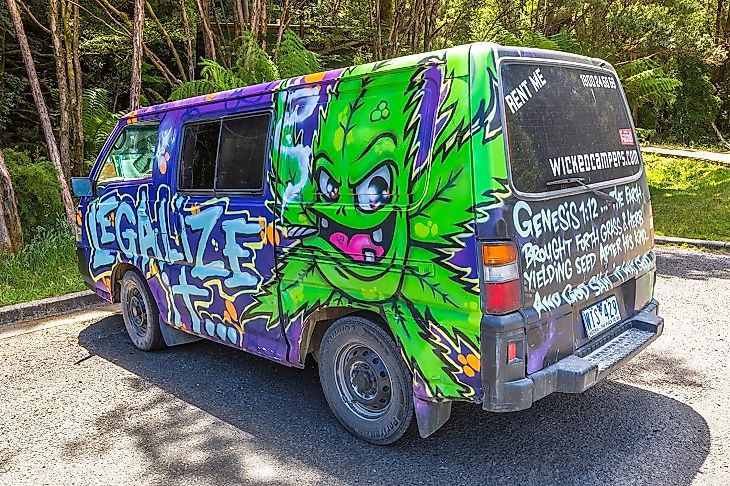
[160,321,202,347]
[414,393,452,438]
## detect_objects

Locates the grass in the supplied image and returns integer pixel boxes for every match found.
[644,153,730,242]
[0,222,86,307]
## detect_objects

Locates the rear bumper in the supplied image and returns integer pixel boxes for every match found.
[482,299,662,412]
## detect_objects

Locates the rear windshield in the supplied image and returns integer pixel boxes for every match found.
[501,61,641,194]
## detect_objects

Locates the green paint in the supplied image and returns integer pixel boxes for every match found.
[250,46,508,400]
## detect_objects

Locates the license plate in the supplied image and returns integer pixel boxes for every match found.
[581,295,621,339]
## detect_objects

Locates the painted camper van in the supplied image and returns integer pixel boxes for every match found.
[72,43,663,445]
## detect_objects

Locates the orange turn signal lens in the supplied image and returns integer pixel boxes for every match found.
[482,243,517,266]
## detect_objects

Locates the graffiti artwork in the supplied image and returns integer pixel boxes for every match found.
[76,43,660,424]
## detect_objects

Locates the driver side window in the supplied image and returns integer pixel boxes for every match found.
[96,124,159,186]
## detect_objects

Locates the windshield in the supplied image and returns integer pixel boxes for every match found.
[501,61,641,194]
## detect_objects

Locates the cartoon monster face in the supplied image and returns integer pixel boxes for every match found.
[302,75,427,300]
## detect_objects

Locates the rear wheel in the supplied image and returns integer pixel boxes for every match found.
[120,271,164,351]
[318,315,415,445]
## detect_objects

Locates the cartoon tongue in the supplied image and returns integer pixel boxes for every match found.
[329,232,384,262]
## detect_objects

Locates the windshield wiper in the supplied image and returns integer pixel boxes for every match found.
[545,177,617,205]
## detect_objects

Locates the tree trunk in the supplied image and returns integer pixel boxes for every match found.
[5,0,76,230]
[146,1,187,81]
[274,0,291,61]
[242,0,249,23]
[93,0,179,87]
[70,2,84,176]
[0,149,23,253]
[233,0,246,36]
[49,0,72,180]
[195,0,217,60]
[250,0,268,49]
[130,0,144,110]
[62,0,83,177]
[179,0,196,80]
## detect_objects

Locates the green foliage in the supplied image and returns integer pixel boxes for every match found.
[0,72,28,144]
[0,218,85,307]
[492,27,558,51]
[276,30,322,78]
[617,58,683,111]
[3,149,65,241]
[663,56,722,144]
[82,88,120,162]
[169,33,281,101]
[644,154,730,241]
[233,32,280,84]
[490,26,582,54]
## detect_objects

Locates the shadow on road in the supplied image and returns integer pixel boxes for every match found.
[74,315,710,485]
[656,247,730,280]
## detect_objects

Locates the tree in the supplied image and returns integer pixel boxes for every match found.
[4,0,76,229]
[195,0,216,60]
[49,0,71,179]
[0,149,23,253]
[129,0,144,110]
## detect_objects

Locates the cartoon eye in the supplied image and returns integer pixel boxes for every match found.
[355,164,392,213]
[318,169,340,202]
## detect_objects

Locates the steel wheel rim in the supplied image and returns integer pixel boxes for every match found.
[334,343,392,420]
[125,287,148,338]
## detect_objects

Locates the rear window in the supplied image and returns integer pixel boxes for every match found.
[501,62,641,193]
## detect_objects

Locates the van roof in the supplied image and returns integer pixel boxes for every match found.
[122,42,606,122]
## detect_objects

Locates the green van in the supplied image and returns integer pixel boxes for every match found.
[72,42,663,444]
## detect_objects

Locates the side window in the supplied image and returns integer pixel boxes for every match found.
[216,114,269,192]
[96,124,158,185]
[180,121,219,190]
[178,113,270,193]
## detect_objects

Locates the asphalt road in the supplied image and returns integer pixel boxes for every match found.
[1,247,728,485]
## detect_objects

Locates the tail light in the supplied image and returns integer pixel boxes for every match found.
[647,201,655,247]
[482,242,520,314]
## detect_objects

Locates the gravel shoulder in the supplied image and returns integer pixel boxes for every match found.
[0,247,728,485]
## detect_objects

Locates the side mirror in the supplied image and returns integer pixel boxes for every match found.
[71,177,93,197]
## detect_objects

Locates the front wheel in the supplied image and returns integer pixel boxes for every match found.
[120,271,165,351]
[318,315,415,445]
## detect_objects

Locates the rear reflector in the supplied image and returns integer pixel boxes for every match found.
[647,201,655,247]
[507,341,517,362]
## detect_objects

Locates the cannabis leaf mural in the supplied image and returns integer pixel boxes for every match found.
[246,49,506,400]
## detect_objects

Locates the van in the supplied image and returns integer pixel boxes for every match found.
[72,43,663,445]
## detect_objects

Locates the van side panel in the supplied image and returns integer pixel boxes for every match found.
[80,92,291,363]
[80,46,509,402]
[263,48,489,401]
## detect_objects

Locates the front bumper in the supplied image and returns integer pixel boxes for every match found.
[481,299,663,412]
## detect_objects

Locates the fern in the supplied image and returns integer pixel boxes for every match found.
[169,32,281,101]
[491,26,579,53]
[82,88,121,159]
[550,28,581,53]
[276,30,322,78]
[492,26,522,47]
[168,79,220,101]
[617,58,682,108]
[232,32,280,85]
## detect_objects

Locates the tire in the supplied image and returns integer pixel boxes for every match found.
[319,315,415,445]
[120,271,165,352]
